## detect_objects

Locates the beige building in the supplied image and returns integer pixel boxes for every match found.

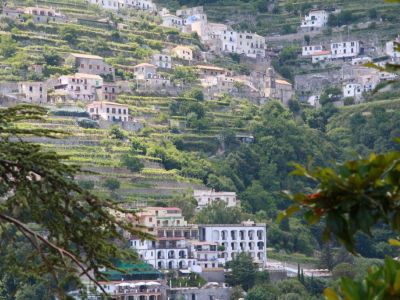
[171,46,193,61]
[196,65,230,77]
[263,68,294,105]
[161,14,186,29]
[86,101,129,122]
[57,73,103,101]
[151,53,172,69]
[24,7,67,23]
[66,53,115,79]
[18,82,48,103]
[133,63,157,80]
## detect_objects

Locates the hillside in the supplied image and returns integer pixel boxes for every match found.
[1,0,400,298]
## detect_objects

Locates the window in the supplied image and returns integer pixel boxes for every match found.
[112,108,116,114]
[106,108,110,113]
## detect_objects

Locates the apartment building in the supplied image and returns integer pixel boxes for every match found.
[190,241,220,270]
[198,221,267,266]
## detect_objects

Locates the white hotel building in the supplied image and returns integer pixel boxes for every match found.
[130,238,197,270]
[198,221,267,267]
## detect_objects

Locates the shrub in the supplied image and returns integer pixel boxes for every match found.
[78,180,95,190]
[121,154,144,173]
[103,178,120,191]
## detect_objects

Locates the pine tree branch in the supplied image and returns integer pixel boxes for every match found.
[0,213,107,295]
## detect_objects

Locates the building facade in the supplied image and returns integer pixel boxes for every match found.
[86,101,129,122]
[343,83,363,100]
[330,41,361,59]
[18,82,48,103]
[386,36,400,64]
[171,46,193,61]
[67,53,115,78]
[24,7,66,23]
[151,53,172,69]
[220,30,266,58]
[57,73,103,101]
[301,9,329,31]
[193,190,238,210]
[133,63,158,80]
[198,221,267,266]
[302,45,324,56]
[311,50,332,63]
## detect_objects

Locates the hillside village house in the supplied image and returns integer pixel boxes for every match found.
[386,36,400,64]
[176,6,204,17]
[351,56,372,66]
[195,65,230,77]
[343,82,363,101]
[263,68,294,105]
[86,101,129,122]
[101,82,120,101]
[18,82,48,103]
[66,53,115,79]
[151,53,172,69]
[330,41,362,60]
[1,7,24,20]
[302,45,324,56]
[194,190,238,210]
[198,221,267,266]
[311,50,332,63]
[123,0,157,11]
[301,9,329,31]
[133,63,157,79]
[161,14,186,29]
[220,31,266,58]
[24,7,67,23]
[171,46,193,61]
[88,0,158,11]
[57,73,103,101]
[88,0,120,10]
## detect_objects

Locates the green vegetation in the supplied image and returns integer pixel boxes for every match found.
[0,105,150,298]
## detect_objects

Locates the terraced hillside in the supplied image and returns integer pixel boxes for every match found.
[0,0,197,82]
[156,0,400,38]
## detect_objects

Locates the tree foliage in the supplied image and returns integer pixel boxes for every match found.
[0,105,150,298]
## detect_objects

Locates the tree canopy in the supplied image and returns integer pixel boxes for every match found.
[0,105,150,298]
